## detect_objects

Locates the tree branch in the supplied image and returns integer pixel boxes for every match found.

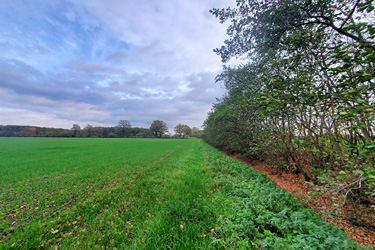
[340,0,361,28]
[291,18,375,50]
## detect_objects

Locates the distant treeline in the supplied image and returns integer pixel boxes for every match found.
[0,125,155,138]
[0,125,204,138]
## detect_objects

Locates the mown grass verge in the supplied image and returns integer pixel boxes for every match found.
[0,138,369,249]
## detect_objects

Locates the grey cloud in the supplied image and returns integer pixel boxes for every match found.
[104,71,224,128]
[74,0,231,74]
[0,56,223,128]
[106,42,178,74]
[182,71,225,104]
[0,0,236,129]
[107,50,127,62]
[0,59,117,104]
[66,59,123,74]
[0,55,224,129]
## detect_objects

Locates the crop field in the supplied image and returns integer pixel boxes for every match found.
[0,138,368,249]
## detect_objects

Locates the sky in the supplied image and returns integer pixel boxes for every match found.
[0,0,237,131]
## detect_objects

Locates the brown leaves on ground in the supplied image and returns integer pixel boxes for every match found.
[223,151,375,247]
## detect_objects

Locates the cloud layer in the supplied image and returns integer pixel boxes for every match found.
[0,0,234,130]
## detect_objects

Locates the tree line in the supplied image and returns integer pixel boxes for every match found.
[204,0,375,226]
[0,120,203,138]
[0,124,153,138]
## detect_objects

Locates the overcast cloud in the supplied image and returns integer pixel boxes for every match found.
[0,0,235,130]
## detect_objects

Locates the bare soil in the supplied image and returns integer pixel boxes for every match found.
[223,151,375,248]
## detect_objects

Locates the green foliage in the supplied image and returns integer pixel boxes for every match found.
[174,124,192,138]
[191,127,204,138]
[70,124,81,137]
[201,143,368,249]
[150,120,168,138]
[210,0,375,63]
[0,125,154,138]
[117,120,132,137]
[205,0,375,223]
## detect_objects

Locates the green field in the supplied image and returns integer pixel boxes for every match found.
[0,138,367,249]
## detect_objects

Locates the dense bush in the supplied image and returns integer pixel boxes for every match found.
[204,0,375,224]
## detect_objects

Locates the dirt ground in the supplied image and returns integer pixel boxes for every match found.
[223,151,375,248]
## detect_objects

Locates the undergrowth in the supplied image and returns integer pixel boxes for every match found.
[200,141,370,249]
